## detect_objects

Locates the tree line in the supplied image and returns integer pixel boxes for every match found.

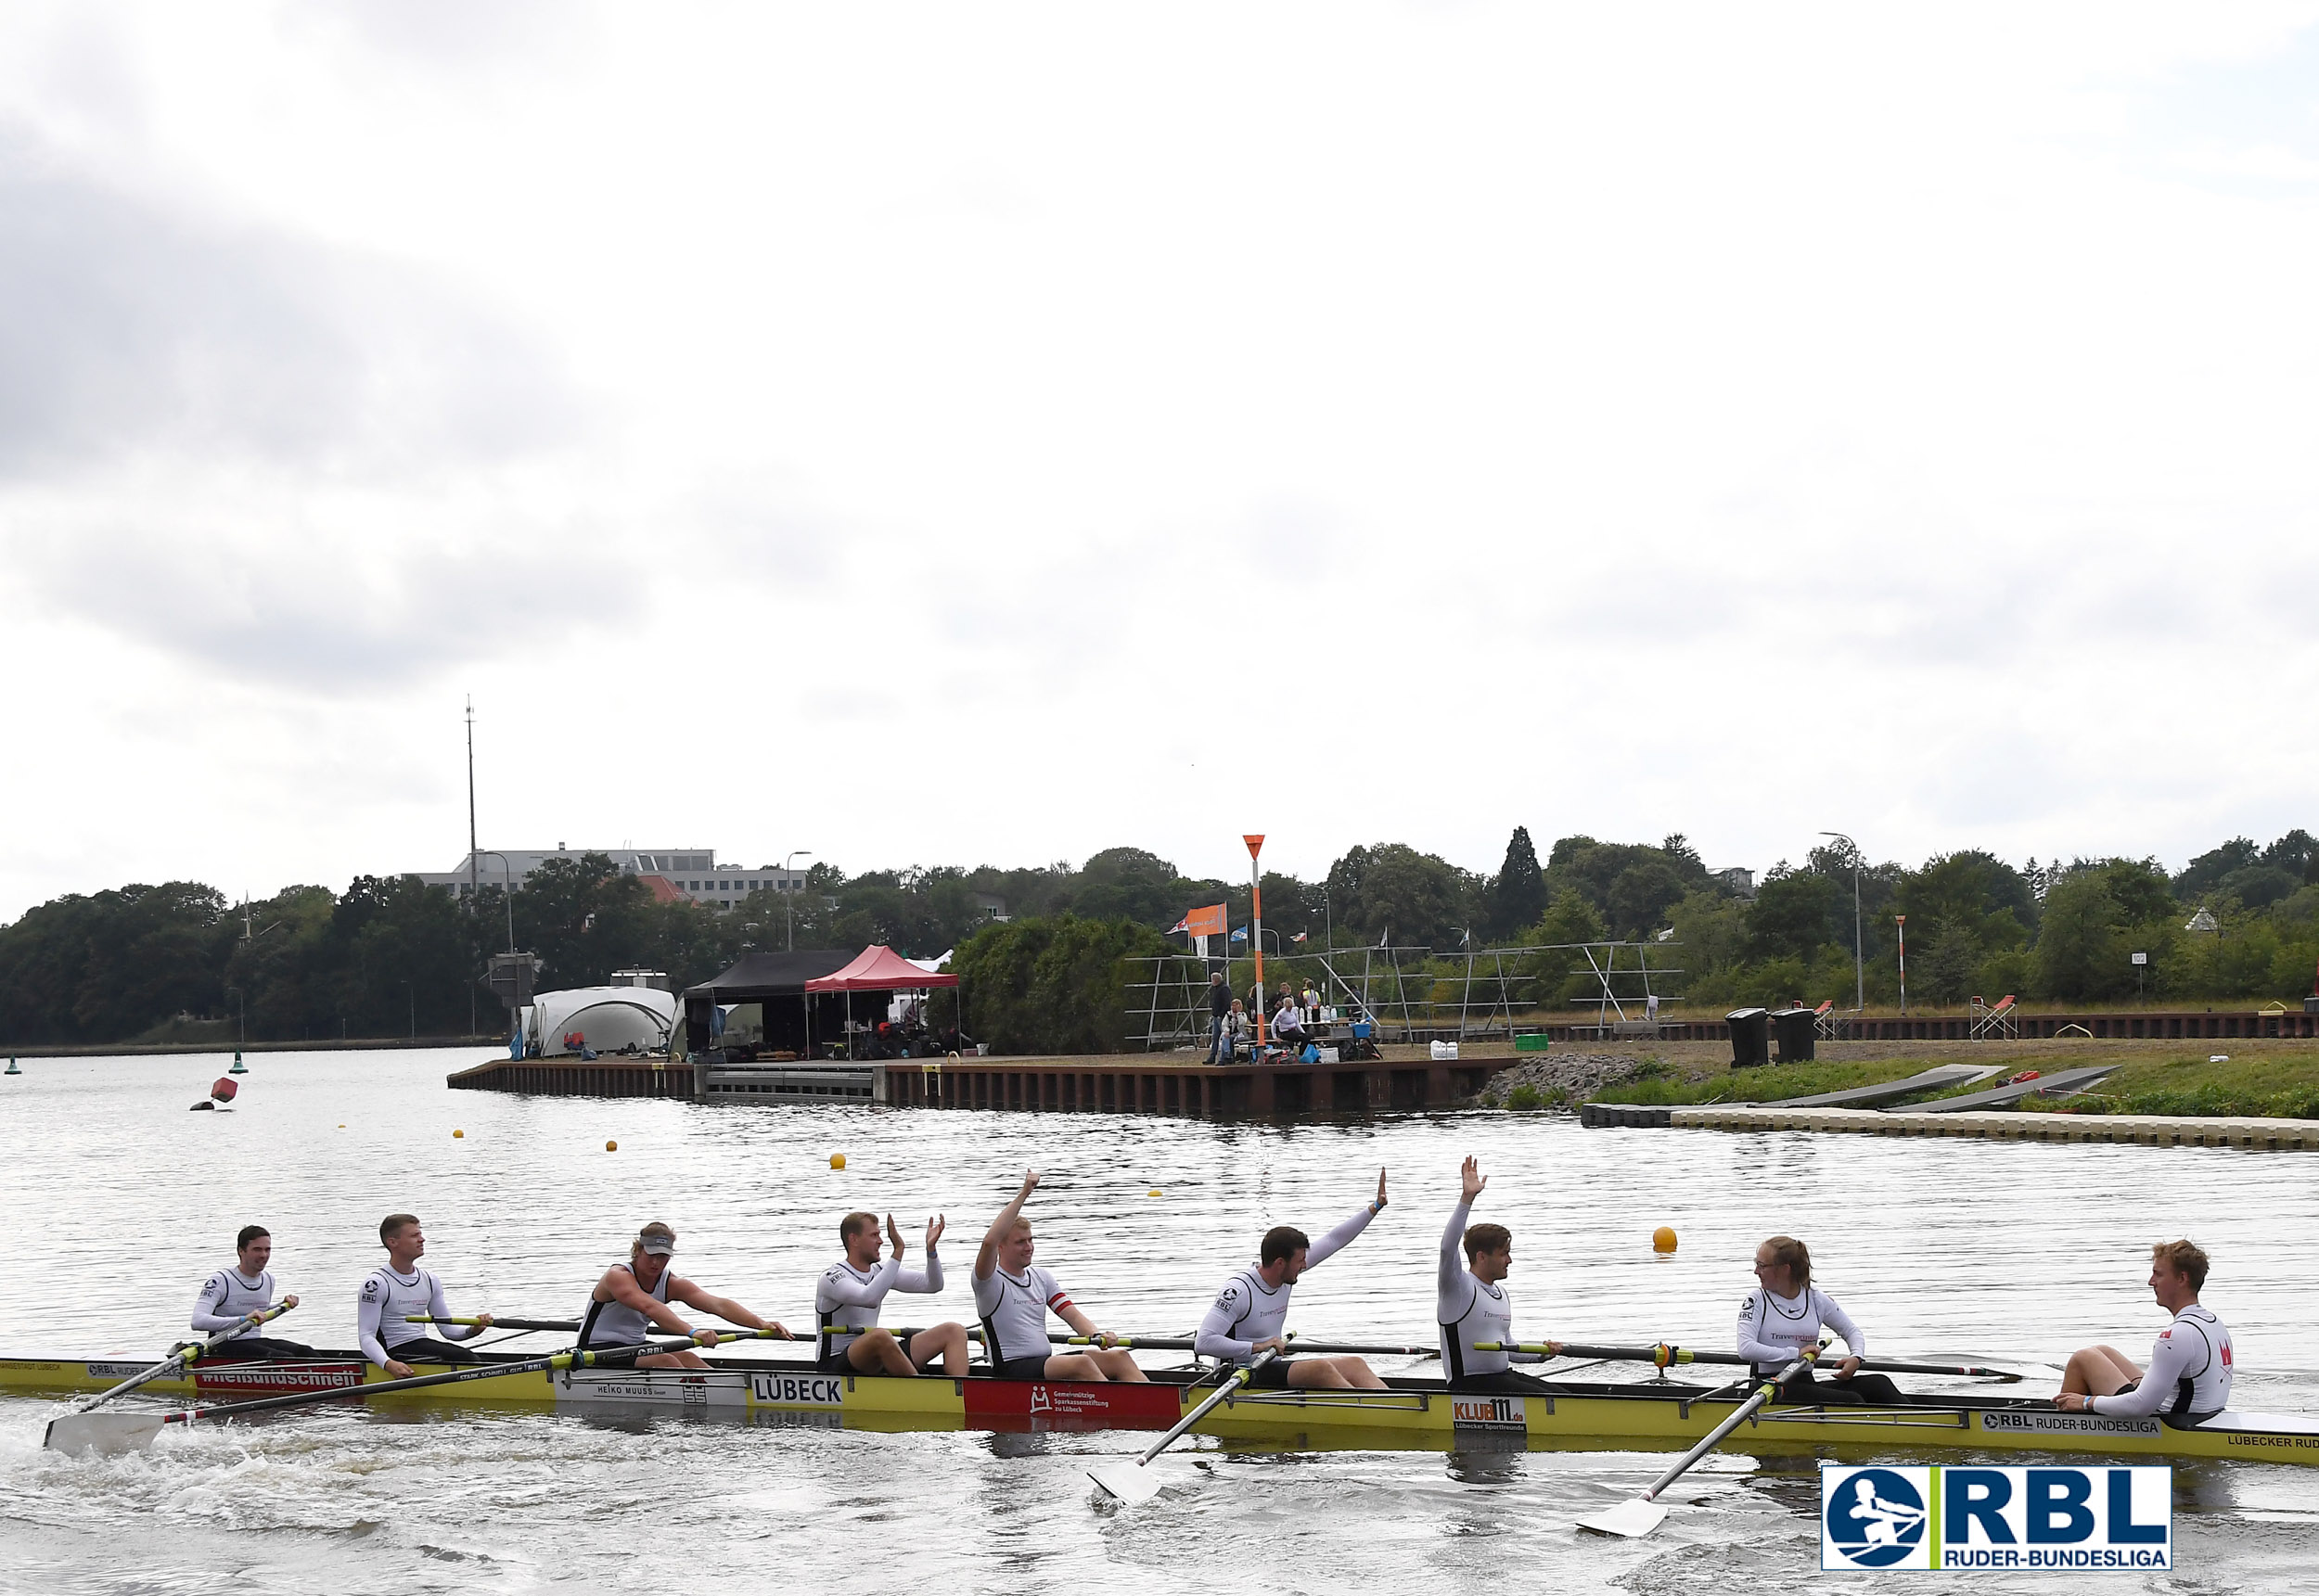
[3,828,2314,1047]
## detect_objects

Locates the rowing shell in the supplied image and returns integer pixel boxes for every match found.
[6,1354,2316,1465]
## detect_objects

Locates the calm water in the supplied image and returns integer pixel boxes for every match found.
[3,1049,2316,1594]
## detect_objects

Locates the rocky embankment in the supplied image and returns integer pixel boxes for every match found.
[1474,1053,1640,1108]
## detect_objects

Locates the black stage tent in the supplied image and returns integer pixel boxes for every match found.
[683,950,852,1056]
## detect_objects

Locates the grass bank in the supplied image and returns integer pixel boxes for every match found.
[1585,1041,2319,1118]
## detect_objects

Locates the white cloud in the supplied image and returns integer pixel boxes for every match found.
[3,2,2319,919]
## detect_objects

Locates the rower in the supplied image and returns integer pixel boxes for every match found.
[192,1225,314,1361]
[971,1171,1146,1381]
[815,1211,970,1376]
[358,1214,495,1379]
[1194,1168,1390,1390]
[1438,1156,1559,1391]
[579,1221,793,1370]
[1739,1234,1901,1405]
[2053,1240,2233,1424]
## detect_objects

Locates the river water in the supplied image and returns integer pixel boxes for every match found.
[3,1049,2315,1593]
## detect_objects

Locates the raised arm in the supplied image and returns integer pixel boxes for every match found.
[976,1170,1040,1280]
[1441,1157,1483,1296]
[1304,1168,1389,1271]
[897,1215,946,1294]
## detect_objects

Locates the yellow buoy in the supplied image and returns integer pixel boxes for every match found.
[830,1154,847,1170]
[1652,1225,1677,1254]
[453,1129,465,1139]
[606,1140,618,1152]
[1147,1189,1162,1197]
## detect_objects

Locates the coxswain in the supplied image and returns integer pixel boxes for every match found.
[579,1221,792,1370]
[1438,1157,1559,1390]
[191,1225,314,1361]
[1194,1169,1390,1390]
[2053,1240,2233,1422]
[1739,1235,1902,1404]
[815,1211,970,1376]
[358,1214,495,1379]
[971,1171,1146,1381]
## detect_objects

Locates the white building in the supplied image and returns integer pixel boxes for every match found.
[419,847,809,910]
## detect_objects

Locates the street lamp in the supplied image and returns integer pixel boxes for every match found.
[785,850,814,951]
[477,852,517,952]
[1819,831,1864,1012]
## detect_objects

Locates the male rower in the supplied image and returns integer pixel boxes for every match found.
[972,1171,1146,1381]
[2053,1240,2233,1423]
[192,1224,314,1361]
[358,1213,495,1379]
[580,1221,793,1370]
[1195,1169,1390,1389]
[816,1211,970,1376]
[1438,1156,1559,1391]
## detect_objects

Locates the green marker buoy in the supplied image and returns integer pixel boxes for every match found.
[228,1051,248,1075]
[5,1057,18,1075]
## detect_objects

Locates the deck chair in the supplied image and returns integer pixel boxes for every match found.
[1969,993,2019,1041]
[1811,999,1841,1041]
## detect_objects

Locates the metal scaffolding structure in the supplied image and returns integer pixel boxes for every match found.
[1125,939,1685,1050]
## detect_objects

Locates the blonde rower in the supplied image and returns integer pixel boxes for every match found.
[1739,1235,1902,1405]
[579,1222,792,1369]
[972,1171,1145,1381]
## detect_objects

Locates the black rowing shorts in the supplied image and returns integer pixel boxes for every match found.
[1241,1359,1295,1389]
[993,1355,1052,1380]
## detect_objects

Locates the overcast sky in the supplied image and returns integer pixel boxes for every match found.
[3,3,2316,922]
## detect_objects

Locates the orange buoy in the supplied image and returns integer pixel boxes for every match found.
[606,1140,618,1152]
[1652,1225,1678,1254]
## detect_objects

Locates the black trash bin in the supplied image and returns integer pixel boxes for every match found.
[1726,1007,1769,1067]
[1772,1006,1817,1063]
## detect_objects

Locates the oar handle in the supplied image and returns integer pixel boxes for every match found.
[73,1302,298,1413]
[407,1315,582,1333]
[1133,1347,1281,1466]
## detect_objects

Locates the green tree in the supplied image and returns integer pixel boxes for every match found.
[1483,827,1546,941]
[949,913,1175,1053]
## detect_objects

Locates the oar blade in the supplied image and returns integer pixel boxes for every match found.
[1577,1496,1668,1539]
[1086,1458,1169,1505]
[45,1411,166,1456]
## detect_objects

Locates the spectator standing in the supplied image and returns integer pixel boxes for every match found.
[1205,972,1232,1064]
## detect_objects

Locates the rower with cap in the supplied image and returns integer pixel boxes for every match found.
[815,1211,969,1376]
[1438,1156,1559,1391]
[2053,1240,2233,1422]
[1194,1168,1390,1390]
[192,1225,314,1361]
[580,1221,793,1370]
[972,1171,1146,1381]
[1739,1234,1902,1405]
[357,1213,495,1379]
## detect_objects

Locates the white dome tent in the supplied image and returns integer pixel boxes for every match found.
[520,985,678,1057]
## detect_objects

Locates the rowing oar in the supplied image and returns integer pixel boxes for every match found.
[409,1315,582,1334]
[1086,1347,1283,1505]
[44,1326,791,1457]
[1576,1351,1815,1538]
[1058,1334,1434,1357]
[53,1302,298,1424]
[1480,1341,2022,1382]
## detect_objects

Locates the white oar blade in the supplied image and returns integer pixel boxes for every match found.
[45,1411,166,1456]
[1577,1497,1668,1539]
[1086,1459,1168,1505]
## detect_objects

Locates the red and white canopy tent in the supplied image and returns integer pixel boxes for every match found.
[804,944,957,1055]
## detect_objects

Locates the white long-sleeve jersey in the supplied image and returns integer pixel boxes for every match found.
[2089,1305,2233,1419]
[1736,1284,1865,1375]
[816,1245,944,1360]
[1437,1200,1543,1380]
[1195,1204,1376,1362]
[192,1267,275,1339]
[357,1265,479,1366]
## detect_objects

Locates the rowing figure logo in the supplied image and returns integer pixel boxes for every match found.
[1824,1469,1927,1569]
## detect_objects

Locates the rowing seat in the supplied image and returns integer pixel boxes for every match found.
[1969,993,2019,1041]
